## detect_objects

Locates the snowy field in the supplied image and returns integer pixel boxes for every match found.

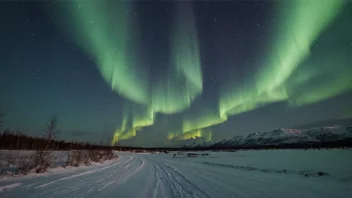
[0,150,69,169]
[0,149,352,198]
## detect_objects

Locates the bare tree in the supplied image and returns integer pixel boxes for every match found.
[34,116,60,173]
[44,116,60,141]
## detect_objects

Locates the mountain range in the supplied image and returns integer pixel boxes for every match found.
[182,125,352,149]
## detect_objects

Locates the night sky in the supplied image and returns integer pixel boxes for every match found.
[0,0,351,147]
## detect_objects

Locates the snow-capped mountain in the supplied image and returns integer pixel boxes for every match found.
[303,126,352,142]
[184,140,216,148]
[179,137,216,148]
[183,126,352,148]
[177,137,216,148]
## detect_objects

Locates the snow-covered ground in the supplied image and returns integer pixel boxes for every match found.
[0,150,116,177]
[0,150,351,198]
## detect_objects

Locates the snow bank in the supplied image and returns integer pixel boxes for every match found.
[0,183,21,192]
[0,150,118,179]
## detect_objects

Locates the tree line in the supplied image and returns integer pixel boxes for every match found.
[0,132,117,150]
[0,115,115,150]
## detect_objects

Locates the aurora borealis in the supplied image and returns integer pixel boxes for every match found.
[0,1,351,147]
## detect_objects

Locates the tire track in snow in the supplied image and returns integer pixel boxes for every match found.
[161,162,211,197]
[35,157,125,189]
[162,158,311,198]
[152,160,210,198]
[54,155,143,197]
[0,183,22,192]
[97,158,145,191]
[164,159,279,198]
[188,166,275,198]
[32,156,131,197]
[152,170,161,198]
[35,170,96,188]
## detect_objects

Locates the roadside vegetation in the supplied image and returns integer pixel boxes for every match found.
[0,114,117,178]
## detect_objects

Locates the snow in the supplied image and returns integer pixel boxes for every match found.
[0,183,21,192]
[0,150,351,197]
[0,150,69,168]
[0,150,118,179]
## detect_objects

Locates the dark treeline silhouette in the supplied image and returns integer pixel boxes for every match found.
[0,131,116,150]
[1,131,351,151]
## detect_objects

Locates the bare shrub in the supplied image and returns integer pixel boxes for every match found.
[34,150,52,173]
[72,150,82,167]
[6,152,16,175]
[67,150,74,166]
[76,150,83,166]
[89,150,100,162]
[82,151,90,165]
[0,160,6,177]
[88,150,116,162]
[67,150,87,167]
[18,155,35,175]
[65,151,72,167]
[1,152,36,176]
[103,150,115,160]
[68,150,116,165]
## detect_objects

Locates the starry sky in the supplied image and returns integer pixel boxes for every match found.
[0,0,351,147]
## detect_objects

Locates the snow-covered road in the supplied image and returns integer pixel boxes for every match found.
[1,152,351,198]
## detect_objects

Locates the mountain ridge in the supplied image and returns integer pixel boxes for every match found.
[182,125,352,149]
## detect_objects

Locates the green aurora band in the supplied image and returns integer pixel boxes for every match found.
[169,0,350,140]
[57,0,351,143]
[220,0,345,118]
[111,104,154,145]
[66,1,149,105]
[150,2,202,114]
[59,1,202,143]
[167,128,212,142]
